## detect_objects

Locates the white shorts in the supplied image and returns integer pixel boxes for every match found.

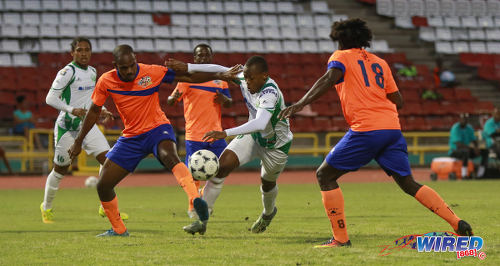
[225,134,288,182]
[53,124,110,166]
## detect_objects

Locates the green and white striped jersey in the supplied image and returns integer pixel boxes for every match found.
[236,73,293,152]
[49,62,97,131]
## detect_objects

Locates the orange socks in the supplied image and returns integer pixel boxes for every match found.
[415,185,460,231]
[101,196,127,234]
[321,188,349,243]
[188,180,201,211]
[172,162,200,204]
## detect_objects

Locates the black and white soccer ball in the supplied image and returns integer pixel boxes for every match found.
[188,149,219,181]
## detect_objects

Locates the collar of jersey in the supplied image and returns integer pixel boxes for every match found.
[258,77,270,92]
[116,64,140,83]
[71,61,88,70]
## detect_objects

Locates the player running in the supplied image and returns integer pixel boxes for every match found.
[40,37,127,223]
[166,43,233,219]
[168,56,293,233]
[279,18,473,248]
[68,45,240,236]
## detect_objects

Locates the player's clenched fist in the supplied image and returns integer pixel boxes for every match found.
[71,108,87,118]
[165,58,188,73]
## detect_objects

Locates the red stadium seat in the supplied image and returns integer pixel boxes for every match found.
[290,116,314,132]
[312,116,334,132]
[221,116,236,129]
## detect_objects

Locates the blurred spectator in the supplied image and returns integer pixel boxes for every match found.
[433,58,459,88]
[448,113,488,178]
[13,95,42,150]
[421,89,442,101]
[0,147,13,175]
[482,108,500,163]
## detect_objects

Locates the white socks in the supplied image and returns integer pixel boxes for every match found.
[477,166,485,178]
[43,169,64,210]
[261,185,278,216]
[461,166,468,178]
[202,177,225,209]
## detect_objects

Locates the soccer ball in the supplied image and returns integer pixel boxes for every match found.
[188,149,219,181]
[85,176,98,188]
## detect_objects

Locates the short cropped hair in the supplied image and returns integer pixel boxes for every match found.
[330,18,372,49]
[245,56,268,73]
[113,44,134,61]
[71,37,92,51]
[193,43,212,54]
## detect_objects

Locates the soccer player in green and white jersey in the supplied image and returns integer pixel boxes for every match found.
[168,56,293,233]
[40,37,125,223]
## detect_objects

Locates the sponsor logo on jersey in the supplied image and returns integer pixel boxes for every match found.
[78,85,95,91]
[138,76,152,88]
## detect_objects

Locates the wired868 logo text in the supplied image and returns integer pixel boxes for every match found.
[379,232,486,260]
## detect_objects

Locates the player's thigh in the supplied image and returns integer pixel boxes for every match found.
[259,148,288,182]
[150,124,180,169]
[53,127,74,167]
[82,125,110,158]
[325,130,378,171]
[97,158,129,197]
[225,134,258,166]
[375,131,412,177]
[106,136,145,173]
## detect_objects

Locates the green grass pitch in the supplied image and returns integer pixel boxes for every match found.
[0,180,498,265]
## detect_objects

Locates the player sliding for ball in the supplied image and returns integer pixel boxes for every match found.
[167,56,293,233]
[279,18,473,248]
[68,44,240,237]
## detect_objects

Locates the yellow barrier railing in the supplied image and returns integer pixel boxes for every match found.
[1,129,453,174]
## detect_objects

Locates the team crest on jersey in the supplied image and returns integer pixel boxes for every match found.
[213,80,222,85]
[60,69,68,76]
[138,76,152,87]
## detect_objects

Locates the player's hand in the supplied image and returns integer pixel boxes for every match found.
[72,108,87,118]
[203,130,227,142]
[214,90,229,105]
[165,58,188,73]
[278,103,305,120]
[218,65,242,82]
[99,109,114,124]
[68,142,82,161]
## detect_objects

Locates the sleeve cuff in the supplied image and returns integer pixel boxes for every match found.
[327,61,346,74]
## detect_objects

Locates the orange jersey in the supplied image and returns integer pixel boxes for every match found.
[92,63,176,137]
[173,80,230,141]
[328,48,400,131]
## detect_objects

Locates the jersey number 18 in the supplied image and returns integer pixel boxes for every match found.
[357,60,385,89]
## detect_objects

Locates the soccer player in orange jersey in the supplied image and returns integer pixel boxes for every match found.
[279,18,473,248]
[68,45,239,237]
[166,44,232,219]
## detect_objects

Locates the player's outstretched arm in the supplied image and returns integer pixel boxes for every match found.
[68,103,102,160]
[279,68,343,119]
[203,108,271,142]
[175,65,242,84]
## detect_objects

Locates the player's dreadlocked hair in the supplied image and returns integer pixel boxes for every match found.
[330,18,372,49]
[70,37,92,51]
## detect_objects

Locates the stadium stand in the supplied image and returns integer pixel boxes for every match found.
[2,0,496,173]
